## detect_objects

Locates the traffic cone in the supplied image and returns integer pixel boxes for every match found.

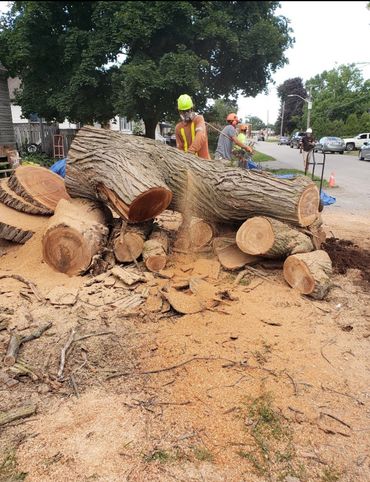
[329,172,336,188]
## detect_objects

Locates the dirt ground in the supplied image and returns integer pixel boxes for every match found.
[0,209,369,482]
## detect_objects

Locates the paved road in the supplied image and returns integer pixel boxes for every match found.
[254,141,370,213]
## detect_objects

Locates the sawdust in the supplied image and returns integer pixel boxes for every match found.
[1,209,370,482]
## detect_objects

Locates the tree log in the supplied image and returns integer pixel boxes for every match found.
[0,179,52,215]
[8,165,70,211]
[189,217,214,248]
[66,126,320,227]
[213,236,260,270]
[236,216,314,258]
[113,221,153,262]
[283,250,332,300]
[0,201,48,244]
[66,127,173,222]
[42,198,109,276]
[142,228,169,272]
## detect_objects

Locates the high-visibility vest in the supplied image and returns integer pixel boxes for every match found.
[180,122,198,155]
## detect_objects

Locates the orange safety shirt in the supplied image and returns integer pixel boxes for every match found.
[175,114,210,159]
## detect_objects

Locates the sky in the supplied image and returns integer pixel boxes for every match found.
[1,1,369,126]
[238,1,370,125]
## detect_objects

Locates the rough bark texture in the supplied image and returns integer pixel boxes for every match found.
[8,166,70,211]
[0,201,47,244]
[66,126,320,227]
[142,228,169,272]
[66,127,172,222]
[283,250,332,300]
[113,221,153,262]
[0,179,52,215]
[236,216,314,258]
[42,198,109,276]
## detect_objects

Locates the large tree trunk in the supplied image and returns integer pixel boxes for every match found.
[66,126,320,227]
[65,127,172,222]
[8,166,70,211]
[283,250,332,300]
[42,198,109,276]
[236,216,314,258]
[143,117,158,140]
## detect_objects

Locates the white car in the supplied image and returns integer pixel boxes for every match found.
[359,142,370,161]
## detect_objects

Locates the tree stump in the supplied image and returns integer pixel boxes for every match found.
[283,250,332,299]
[42,198,109,276]
[236,216,314,258]
[8,165,70,211]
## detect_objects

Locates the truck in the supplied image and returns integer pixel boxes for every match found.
[343,133,370,151]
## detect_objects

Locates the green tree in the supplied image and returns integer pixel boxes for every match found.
[203,98,238,125]
[275,78,307,135]
[307,64,370,137]
[1,1,294,137]
[247,116,265,130]
[0,1,123,124]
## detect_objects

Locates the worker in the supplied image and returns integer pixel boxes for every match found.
[233,124,250,168]
[214,114,253,162]
[300,127,316,174]
[175,94,210,159]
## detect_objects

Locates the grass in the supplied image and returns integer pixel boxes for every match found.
[192,446,214,462]
[0,449,27,482]
[143,446,214,464]
[266,168,330,189]
[236,393,306,481]
[252,150,275,163]
[321,467,341,482]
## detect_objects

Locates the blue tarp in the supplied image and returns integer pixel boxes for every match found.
[50,158,66,178]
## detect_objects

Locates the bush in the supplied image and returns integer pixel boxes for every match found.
[20,152,56,168]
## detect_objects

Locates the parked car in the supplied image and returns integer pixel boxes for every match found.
[359,142,370,161]
[290,131,306,148]
[278,136,290,145]
[314,136,345,154]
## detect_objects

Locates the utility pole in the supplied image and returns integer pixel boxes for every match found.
[306,86,312,130]
[280,101,285,137]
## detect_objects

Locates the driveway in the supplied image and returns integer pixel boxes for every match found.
[255,141,370,214]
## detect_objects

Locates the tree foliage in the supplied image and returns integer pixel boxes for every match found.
[275,77,307,135]
[0,1,293,137]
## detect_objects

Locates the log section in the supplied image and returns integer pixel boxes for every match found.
[0,179,52,215]
[142,228,169,272]
[283,250,332,300]
[8,166,70,211]
[113,221,153,262]
[66,127,172,222]
[66,126,320,227]
[0,202,48,244]
[42,198,109,276]
[236,216,314,258]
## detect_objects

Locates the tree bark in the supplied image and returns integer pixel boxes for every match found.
[283,250,332,300]
[66,126,320,227]
[142,228,169,272]
[42,198,109,276]
[0,201,48,244]
[8,165,70,211]
[0,179,52,215]
[144,117,158,140]
[236,216,314,258]
[113,221,153,262]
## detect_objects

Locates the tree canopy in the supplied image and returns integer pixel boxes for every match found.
[0,1,294,137]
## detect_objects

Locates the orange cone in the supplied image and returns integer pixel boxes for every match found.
[329,172,336,188]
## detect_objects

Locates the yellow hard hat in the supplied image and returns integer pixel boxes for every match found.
[177,94,193,111]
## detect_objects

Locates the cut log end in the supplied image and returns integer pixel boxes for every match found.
[283,256,315,294]
[236,217,274,255]
[145,255,167,272]
[98,184,172,222]
[189,219,213,248]
[298,184,320,226]
[114,232,144,263]
[42,227,92,276]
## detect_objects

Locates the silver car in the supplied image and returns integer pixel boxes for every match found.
[359,142,370,161]
[314,136,345,154]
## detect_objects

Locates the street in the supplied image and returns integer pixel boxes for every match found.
[255,141,370,213]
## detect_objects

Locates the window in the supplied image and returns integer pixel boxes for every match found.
[119,117,133,132]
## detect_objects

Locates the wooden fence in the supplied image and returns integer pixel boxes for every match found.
[13,123,77,158]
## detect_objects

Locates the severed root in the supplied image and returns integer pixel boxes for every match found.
[4,322,52,366]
